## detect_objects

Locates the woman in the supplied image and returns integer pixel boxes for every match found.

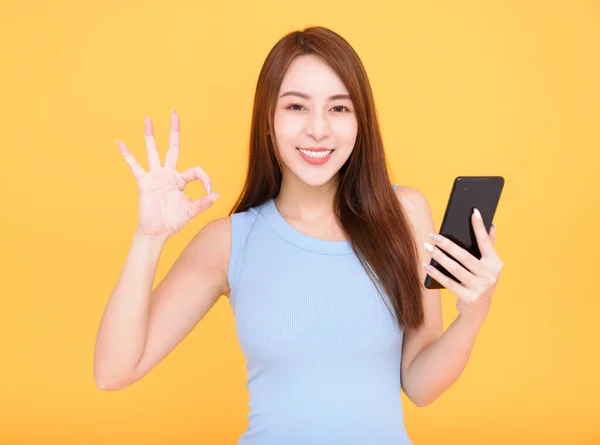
[94,26,503,444]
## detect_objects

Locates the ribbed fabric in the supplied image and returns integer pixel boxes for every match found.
[228,184,413,445]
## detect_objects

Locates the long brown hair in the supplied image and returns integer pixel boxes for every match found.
[228,26,424,330]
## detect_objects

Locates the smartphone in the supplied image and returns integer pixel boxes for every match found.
[424,176,505,290]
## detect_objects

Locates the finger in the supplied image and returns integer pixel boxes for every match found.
[427,234,486,279]
[179,166,212,194]
[472,208,496,258]
[164,108,180,170]
[187,193,219,218]
[144,115,162,171]
[424,241,477,288]
[423,262,472,301]
[489,223,496,246]
[116,138,146,181]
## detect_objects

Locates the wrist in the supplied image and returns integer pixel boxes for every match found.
[456,313,484,335]
[133,230,170,246]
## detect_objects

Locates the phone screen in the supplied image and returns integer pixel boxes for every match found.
[424,176,504,289]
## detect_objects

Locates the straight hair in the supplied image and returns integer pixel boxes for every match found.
[229,26,424,330]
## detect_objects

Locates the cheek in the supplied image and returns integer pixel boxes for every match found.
[336,119,358,144]
[274,113,303,138]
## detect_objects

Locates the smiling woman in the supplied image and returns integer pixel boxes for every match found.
[96,25,450,445]
[231,28,426,333]
[223,27,436,444]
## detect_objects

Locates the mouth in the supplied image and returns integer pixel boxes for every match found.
[296,147,335,165]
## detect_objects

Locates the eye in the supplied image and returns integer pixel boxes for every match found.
[285,104,351,112]
[332,105,351,112]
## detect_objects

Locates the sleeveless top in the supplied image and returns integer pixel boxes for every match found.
[227,184,413,445]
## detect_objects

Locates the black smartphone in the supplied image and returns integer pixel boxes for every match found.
[424,176,505,290]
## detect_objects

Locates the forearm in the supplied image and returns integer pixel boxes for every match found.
[402,314,482,407]
[93,232,168,389]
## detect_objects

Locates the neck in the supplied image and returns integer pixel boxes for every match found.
[274,173,339,223]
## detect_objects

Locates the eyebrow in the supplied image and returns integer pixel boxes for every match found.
[279,91,351,101]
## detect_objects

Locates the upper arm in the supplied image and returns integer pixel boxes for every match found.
[395,185,443,382]
[126,216,232,386]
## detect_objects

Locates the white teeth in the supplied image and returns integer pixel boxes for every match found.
[299,148,332,159]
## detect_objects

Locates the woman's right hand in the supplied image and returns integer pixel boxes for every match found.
[116,109,219,239]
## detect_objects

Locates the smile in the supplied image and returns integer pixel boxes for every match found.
[296,147,334,165]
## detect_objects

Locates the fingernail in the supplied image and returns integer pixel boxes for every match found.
[473,208,481,220]
[116,138,119,145]
[172,108,176,114]
[424,242,435,252]
[429,233,442,242]
[207,183,212,194]
[492,223,496,231]
[212,192,219,202]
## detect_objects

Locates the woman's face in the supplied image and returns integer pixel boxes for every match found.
[273,54,358,188]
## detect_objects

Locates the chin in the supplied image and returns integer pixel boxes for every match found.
[297,174,337,188]
[284,163,343,188]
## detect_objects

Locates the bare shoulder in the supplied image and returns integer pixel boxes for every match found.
[200,215,232,240]
[186,215,232,296]
[393,184,436,244]
[394,184,432,220]
[191,215,232,252]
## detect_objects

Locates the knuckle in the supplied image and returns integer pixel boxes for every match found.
[475,279,487,292]
[449,262,460,275]
[464,291,477,303]
[492,262,503,275]
[457,251,470,265]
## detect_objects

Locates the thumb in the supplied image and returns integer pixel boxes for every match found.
[188,192,219,218]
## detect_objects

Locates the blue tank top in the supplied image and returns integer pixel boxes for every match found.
[227,184,413,445]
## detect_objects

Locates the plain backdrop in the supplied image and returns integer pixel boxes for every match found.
[0,0,598,444]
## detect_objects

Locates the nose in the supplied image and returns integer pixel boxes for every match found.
[305,110,330,140]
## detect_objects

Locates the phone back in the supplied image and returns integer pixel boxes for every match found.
[425,176,504,289]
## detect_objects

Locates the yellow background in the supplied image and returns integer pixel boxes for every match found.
[1,0,598,443]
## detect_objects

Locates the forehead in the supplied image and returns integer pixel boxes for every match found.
[279,54,348,98]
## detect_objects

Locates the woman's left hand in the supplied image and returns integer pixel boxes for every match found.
[423,208,504,329]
